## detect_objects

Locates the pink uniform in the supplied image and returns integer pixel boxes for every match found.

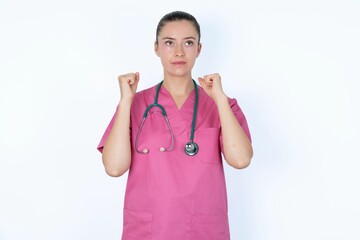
[97,84,251,240]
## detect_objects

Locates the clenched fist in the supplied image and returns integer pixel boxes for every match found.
[118,72,140,100]
[198,73,226,101]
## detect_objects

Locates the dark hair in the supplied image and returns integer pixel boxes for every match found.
[156,11,201,43]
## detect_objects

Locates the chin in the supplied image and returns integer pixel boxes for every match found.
[171,69,191,77]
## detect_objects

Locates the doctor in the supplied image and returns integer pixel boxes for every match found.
[97,10,253,240]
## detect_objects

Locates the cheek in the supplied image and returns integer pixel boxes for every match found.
[158,47,173,57]
[185,49,198,59]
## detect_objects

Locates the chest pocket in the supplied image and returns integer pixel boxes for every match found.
[192,127,222,164]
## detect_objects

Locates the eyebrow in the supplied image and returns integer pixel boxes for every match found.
[161,37,196,41]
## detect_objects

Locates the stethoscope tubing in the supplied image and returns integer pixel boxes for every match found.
[135,80,198,155]
[135,110,175,154]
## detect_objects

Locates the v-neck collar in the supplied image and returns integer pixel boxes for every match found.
[159,85,196,112]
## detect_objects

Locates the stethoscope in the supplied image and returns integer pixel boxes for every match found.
[135,80,199,156]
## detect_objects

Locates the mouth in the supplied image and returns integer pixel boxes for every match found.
[171,61,186,66]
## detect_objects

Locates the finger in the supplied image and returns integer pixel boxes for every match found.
[135,72,140,82]
[198,77,206,87]
[118,74,133,84]
[127,73,137,85]
[132,72,140,90]
[204,75,214,85]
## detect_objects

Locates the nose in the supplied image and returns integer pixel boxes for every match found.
[175,45,184,57]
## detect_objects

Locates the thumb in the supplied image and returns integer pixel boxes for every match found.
[198,77,205,87]
[135,72,140,82]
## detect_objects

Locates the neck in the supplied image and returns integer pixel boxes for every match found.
[162,77,194,96]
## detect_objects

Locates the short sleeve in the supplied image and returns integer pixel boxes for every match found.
[96,107,118,153]
[220,98,252,153]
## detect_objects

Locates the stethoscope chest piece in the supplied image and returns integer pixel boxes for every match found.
[185,141,199,156]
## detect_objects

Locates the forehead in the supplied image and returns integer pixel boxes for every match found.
[159,20,198,39]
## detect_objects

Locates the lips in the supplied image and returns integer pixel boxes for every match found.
[171,61,186,65]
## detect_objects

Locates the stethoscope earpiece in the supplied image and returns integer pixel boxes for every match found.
[185,141,199,156]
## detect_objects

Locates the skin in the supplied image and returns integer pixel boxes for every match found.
[101,20,253,177]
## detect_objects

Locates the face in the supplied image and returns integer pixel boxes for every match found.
[155,20,202,79]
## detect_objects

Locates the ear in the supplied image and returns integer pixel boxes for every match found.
[154,41,160,57]
[196,43,202,57]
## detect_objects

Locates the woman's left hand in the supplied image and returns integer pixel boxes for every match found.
[198,73,226,102]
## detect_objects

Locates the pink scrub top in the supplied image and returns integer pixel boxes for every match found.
[97,84,251,240]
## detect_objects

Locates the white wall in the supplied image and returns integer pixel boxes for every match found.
[1,0,359,239]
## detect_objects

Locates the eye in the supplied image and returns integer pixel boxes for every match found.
[185,40,194,46]
[165,40,174,46]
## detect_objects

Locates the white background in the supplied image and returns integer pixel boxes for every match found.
[1,0,359,239]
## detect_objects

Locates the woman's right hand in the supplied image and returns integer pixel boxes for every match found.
[118,72,140,100]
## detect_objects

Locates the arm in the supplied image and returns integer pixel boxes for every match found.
[101,72,140,177]
[214,95,253,169]
[102,99,132,177]
[198,74,253,169]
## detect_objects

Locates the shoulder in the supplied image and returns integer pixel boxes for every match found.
[198,85,246,116]
[197,85,238,107]
[135,84,157,97]
[133,84,157,103]
[197,85,212,103]
[130,84,157,124]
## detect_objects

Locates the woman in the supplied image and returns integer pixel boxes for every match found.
[97,10,253,240]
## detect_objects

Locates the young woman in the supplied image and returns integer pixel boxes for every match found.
[97,10,253,240]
